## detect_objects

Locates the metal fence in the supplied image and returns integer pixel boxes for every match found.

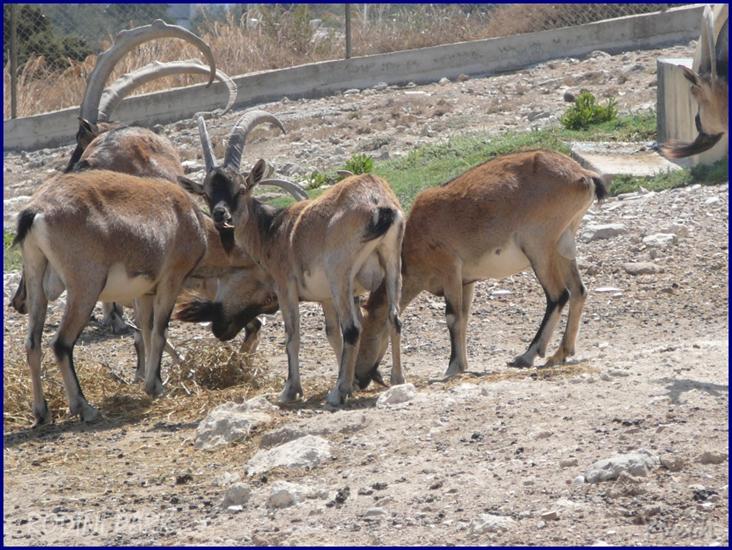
[4,3,690,120]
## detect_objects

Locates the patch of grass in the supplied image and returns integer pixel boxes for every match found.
[609,157,728,196]
[343,153,374,174]
[561,90,618,130]
[266,111,717,213]
[4,230,22,272]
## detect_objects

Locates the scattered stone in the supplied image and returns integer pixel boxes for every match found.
[376,384,416,407]
[623,262,662,275]
[195,402,271,450]
[364,507,387,519]
[534,430,553,440]
[344,88,360,95]
[175,473,193,485]
[696,450,728,465]
[438,77,450,85]
[456,73,470,82]
[563,90,576,103]
[215,471,241,487]
[470,513,516,534]
[372,482,388,491]
[643,233,677,248]
[692,488,718,502]
[246,435,332,476]
[584,223,626,241]
[584,449,660,483]
[267,481,328,509]
[222,483,251,508]
[594,287,623,294]
[560,458,579,468]
[373,82,388,91]
[541,510,559,521]
[660,454,685,472]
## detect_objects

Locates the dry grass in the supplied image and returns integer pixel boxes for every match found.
[2,340,282,430]
[3,4,670,119]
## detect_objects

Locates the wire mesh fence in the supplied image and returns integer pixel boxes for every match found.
[4,3,691,120]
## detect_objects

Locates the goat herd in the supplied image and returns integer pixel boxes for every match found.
[9,8,726,428]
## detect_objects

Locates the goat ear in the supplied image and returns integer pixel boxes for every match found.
[680,66,700,86]
[177,175,205,196]
[245,159,268,190]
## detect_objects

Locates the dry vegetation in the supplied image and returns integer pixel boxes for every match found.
[3,3,673,118]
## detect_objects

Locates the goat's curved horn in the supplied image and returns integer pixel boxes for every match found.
[196,114,216,173]
[80,19,216,124]
[257,178,309,201]
[223,110,286,172]
[98,60,237,122]
[700,5,717,79]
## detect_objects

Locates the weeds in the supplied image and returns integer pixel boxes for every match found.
[343,153,374,175]
[561,91,618,130]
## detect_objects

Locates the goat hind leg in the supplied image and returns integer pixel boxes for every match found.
[509,256,568,368]
[53,282,106,422]
[23,254,50,426]
[545,258,586,367]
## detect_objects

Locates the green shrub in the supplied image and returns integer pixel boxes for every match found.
[561,91,618,130]
[343,153,374,174]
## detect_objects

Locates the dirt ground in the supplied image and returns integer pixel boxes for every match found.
[3,42,729,545]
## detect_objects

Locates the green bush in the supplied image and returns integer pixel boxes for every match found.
[343,153,374,175]
[561,91,618,130]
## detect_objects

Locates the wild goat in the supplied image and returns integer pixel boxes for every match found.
[661,5,728,159]
[15,170,208,425]
[177,113,405,405]
[350,150,607,389]
[10,19,236,334]
[11,111,305,390]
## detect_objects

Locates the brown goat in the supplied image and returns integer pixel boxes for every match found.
[352,149,607,388]
[15,170,208,425]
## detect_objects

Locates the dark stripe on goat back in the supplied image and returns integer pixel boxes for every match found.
[13,209,37,247]
[363,207,396,242]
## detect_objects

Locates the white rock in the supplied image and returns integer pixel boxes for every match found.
[267,480,327,508]
[246,435,331,476]
[373,82,388,90]
[215,471,241,487]
[246,395,278,412]
[643,233,677,248]
[584,449,660,483]
[195,402,271,450]
[376,383,416,407]
[438,77,450,85]
[222,483,251,508]
[584,223,626,241]
[364,507,387,518]
[705,196,721,205]
[470,513,516,534]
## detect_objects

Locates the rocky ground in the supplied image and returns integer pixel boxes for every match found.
[3,42,729,545]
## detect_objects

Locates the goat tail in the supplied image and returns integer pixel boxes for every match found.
[591,174,610,202]
[363,206,397,242]
[13,209,37,247]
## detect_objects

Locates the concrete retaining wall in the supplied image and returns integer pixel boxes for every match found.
[4,4,705,152]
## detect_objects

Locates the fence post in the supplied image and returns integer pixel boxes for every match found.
[10,3,18,118]
[345,3,352,59]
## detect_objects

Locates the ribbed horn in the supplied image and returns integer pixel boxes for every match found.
[223,110,286,172]
[79,19,215,124]
[98,60,237,122]
[196,114,216,173]
[257,178,309,201]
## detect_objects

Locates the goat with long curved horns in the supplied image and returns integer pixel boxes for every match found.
[179,111,405,406]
